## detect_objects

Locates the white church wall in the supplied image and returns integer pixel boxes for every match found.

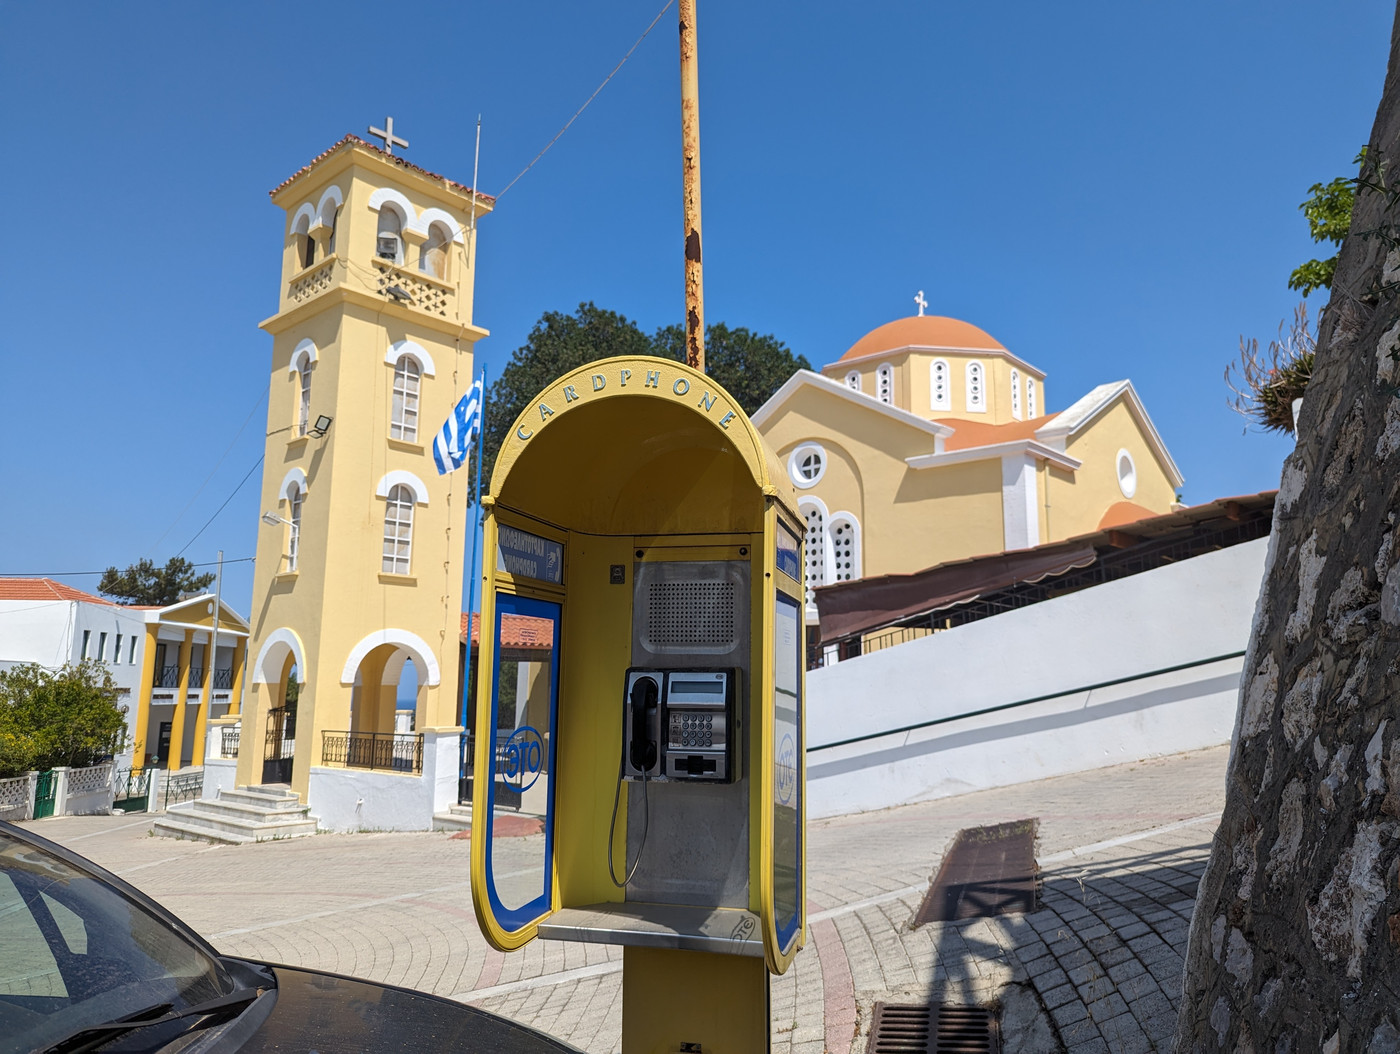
[806,536,1269,818]
[307,729,458,831]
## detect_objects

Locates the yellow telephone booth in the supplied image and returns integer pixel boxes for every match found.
[470,356,806,1051]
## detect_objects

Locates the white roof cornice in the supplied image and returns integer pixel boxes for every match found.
[826,343,1046,378]
[906,439,1082,472]
[1034,380,1184,488]
[751,369,955,439]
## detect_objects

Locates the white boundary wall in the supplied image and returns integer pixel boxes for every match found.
[307,731,458,832]
[807,537,1268,818]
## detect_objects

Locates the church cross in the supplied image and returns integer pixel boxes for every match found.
[914,290,928,317]
[368,116,409,155]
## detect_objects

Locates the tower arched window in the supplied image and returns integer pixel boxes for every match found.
[382,485,415,575]
[327,206,342,256]
[930,359,950,412]
[1010,369,1022,420]
[419,222,451,280]
[800,500,827,607]
[828,514,861,582]
[876,363,894,405]
[286,482,303,572]
[376,207,404,264]
[966,361,986,414]
[391,355,422,441]
[845,371,861,392]
[1026,377,1037,418]
[297,362,312,437]
[292,213,316,270]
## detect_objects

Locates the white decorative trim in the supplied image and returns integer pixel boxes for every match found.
[835,343,1046,378]
[788,443,828,489]
[287,338,318,374]
[384,339,436,377]
[844,371,861,392]
[827,511,862,582]
[409,206,465,245]
[1001,452,1041,550]
[752,370,954,442]
[1116,448,1138,499]
[367,187,415,224]
[1010,368,1023,421]
[376,470,429,505]
[315,185,344,227]
[278,467,308,502]
[253,628,306,685]
[876,363,894,406]
[289,203,317,235]
[906,439,1081,473]
[340,628,441,687]
[1035,380,1184,488]
[965,360,987,414]
[930,359,950,412]
[798,496,831,618]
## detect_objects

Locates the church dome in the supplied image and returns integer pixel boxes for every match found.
[838,315,1005,363]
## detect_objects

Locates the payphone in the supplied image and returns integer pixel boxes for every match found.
[470,356,806,1052]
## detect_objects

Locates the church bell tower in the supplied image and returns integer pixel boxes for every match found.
[236,130,492,808]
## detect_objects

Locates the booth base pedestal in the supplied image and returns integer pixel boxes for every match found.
[622,946,769,1053]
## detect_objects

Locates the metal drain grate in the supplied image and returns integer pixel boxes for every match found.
[866,1003,1000,1053]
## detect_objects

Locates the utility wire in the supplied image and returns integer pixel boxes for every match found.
[1,558,255,578]
[175,454,265,558]
[147,389,267,555]
[495,0,675,200]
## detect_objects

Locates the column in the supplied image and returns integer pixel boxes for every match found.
[132,623,160,767]
[168,630,194,772]
[191,631,213,770]
[228,636,247,716]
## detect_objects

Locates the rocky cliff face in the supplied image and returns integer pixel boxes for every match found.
[1175,10,1400,1052]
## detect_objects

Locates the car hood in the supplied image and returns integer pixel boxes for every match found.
[228,962,581,1054]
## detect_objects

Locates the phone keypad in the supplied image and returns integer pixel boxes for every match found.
[672,713,715,749]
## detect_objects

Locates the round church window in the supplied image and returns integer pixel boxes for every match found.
[788,443,826,488]
[1116,449,1138,499]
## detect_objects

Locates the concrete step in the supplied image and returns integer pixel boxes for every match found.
[150,817,255,846]
[216,787,304,811]
[432,810,471,832]
[174,798,307,824]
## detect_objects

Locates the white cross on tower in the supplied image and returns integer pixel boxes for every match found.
[914,290,928,317]
[368,116,409,156]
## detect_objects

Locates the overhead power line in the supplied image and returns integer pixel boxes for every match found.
[175,454,266,558]
[495,0,675,200]
[1,557,256,578]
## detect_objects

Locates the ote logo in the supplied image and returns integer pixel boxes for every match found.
[501,726,545,792]
[775,733,796,806]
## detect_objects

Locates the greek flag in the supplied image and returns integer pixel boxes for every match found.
[433,379,483,475]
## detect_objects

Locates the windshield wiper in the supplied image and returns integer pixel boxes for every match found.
[41,987,265,1054]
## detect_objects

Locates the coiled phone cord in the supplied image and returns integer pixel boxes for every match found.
[607,755,651,888]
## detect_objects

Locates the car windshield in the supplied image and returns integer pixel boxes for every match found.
[0,827,231,1054]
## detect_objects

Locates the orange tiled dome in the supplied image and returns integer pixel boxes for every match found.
[838,316,1004,363]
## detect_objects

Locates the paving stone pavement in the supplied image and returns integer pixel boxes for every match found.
[21,745,1228,1052]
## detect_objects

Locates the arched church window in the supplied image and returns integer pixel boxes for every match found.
[327,206,342,256]
[1026,377,1037,419]
[292,213,316,270]
[297,362,312,437]
[391,355,422,441]
[930,359,950,411]
[801,502,826,605]
[788,443,826,488]
[876,364,894,405]
[966,361,986,413]
[420,222,451,280]
[376,207,404,264]
[382,485,415,575]
[828,515,861,582]
[286,482,303,572]
[845,371,861,392]
[1010,369,1022,420]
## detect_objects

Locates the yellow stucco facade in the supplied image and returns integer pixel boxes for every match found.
[753,315,1184,619]
[234,137,492,796]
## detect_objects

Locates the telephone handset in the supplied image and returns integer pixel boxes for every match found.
[627,675,660,773]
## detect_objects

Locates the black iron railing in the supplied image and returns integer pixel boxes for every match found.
[213,667,234,690]
[153,665,181,688]
[164,770,204,808]
[321,731,423,775]
[188,666,205,688]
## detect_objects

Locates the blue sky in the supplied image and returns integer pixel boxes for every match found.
[0,1,1392,612]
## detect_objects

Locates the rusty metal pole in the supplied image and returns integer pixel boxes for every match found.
[679,0,705,373]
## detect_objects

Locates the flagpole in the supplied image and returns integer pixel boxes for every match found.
[459,366,488,792]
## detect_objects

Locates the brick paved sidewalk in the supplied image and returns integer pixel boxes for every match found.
[21,745,1228,1053]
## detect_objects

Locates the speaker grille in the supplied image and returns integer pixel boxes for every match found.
[644,580,737,652]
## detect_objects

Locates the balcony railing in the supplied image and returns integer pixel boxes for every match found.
[321,731,423,775]
[220,726,240,759]
[188,666,205,688]
[153,665,180,689]
[212,667,233,690]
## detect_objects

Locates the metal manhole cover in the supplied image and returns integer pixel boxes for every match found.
[866,1003,1001,1053]
[913,818,1038,926]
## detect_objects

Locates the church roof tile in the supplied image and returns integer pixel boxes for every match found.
[269,134,496,204]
